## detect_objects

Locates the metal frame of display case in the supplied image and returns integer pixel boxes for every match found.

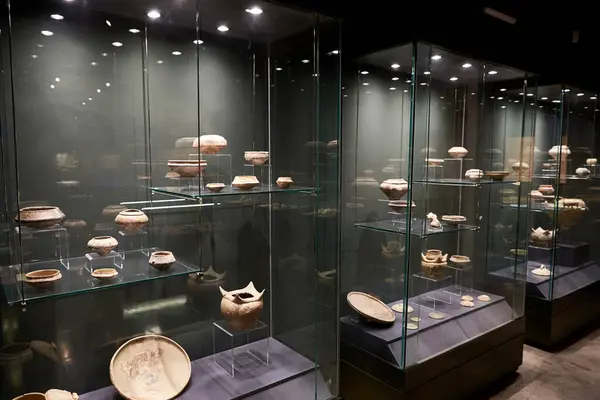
[0,1,340,399]
[340,41,532,399]
[496,82,600,348]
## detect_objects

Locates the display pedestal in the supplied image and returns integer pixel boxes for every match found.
[212,320,269,378]
[16,225,70,270]
[118,229,148,256]
[84,251,124,272]
[556,242,589,267]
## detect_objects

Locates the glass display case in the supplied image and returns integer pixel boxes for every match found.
[340,42,532,399]
[0,1,340,399]
[514,83,600,347]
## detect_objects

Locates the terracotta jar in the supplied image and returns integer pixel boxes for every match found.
[538,185,554,195]
[87,236,118,256]
[149,251,176,271]
[244,151,269,166]
[232,175,259,190]
[465,169,483,181]
[219,282,265,330]
[548,145,571,160]
[193,134,228,154]
[15,206,65,229]
[448,146,468,159]
[276,177,293,189]
[167,160,207,178]
[114,209,148,233]
[379,179,408,200]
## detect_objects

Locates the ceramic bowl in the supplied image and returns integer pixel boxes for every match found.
[91,268,119,281]
[484,171,510,181]
[149,251,176,271]
[232,175,259,190]
[465,169,484,181]
[115,209,148,233]
[167,160,207,178]
[448,146,468,159]
[538,185,554,195]
[441,215,466,225]
[276,177,293,189]
[15,206,65,229]
[87,236,118,256]
[24,269,62,289]
[586,158,597,166]
[244,151,269,166]
[63,219,87,229]
[206,183,226,193]
[450,255,470,264]
[193,134,227,154]
[576,167,591,176]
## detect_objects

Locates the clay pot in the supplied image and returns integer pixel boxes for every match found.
[91,268,118,281]
[576,167,591,177]
[219,282,265,330]
[15,206,65,229]
[276,177,293,189]
[206,183,226,193]
[115,209,148,233]
[421,250,448,278]
[193,134,227,154]
[232,175,259,190]
[87,236,118,256]
[448,146,468,158]
[538,185,554,195]
[465,169,483,181]
[558,198,586,209]
[24,269,62,289]
[531,227,554,247]
[450,255,470,265]
[244,151,269,166]
[548,145,571,160]
[379,179,408,200]
[586,158,597,166]
[149,251,176,271]
[167,160,207,178]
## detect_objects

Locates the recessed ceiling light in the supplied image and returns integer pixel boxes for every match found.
[172,51,182,56]
[360,71,369,75]
[106,82,110,87]
[50,84,55,89]
[440,96,444,99]
[514,100,519,103]
[519,93,524,95]
[488,70,498,75]
[406,80,411,83]
[391,77,399,81]
[471,93,475,95]
[105,20,111,27]
[147,10,161,19]
[129,28,140,33]
[245,7,263,14]
[497,97,503,100]
[577,93,584,96]
[90,62,97,66]
[82,102,86,105]
[389,87,396,91]
[449,77,458,81]
[491,96,495,99]
[276,67,283,71]
[500,88,506,91]
[41,30,53,36]
[31,55,38,59]
[552,100,561,103]
[97,89,101,93]
[391,63,400,69]
[193,39,204,45]
[404,89,408,92]
[591,96,597,100]
[541,97,548,100]
[301,59,310,64]
[102,53,108,56]
[423,71,431,75]
[527,93,533,96]
[88,97,92,101]
[501,105,506,108]
[157,60,164,64]
[112,42,123,47]
[431,55,442,60]
[50,14,64,20]
[36,44,44,47]
[462,63,472,68]
[55,77,60,82]
[330,50,340,55]
[362,82,369,86]
[585,106,589,109]
[563,89,571,92]
[420,82,427,86]
[217,25,229,32]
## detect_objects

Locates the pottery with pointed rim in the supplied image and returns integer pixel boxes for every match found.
[193,134,227,154]
[232,175,259,190]
[244,151,269,166]
[149,251,176,271]
[87,236,118,256]
[531,227,554,247]
[15,206,65,229]
[115,209,148,233]
[206,183,226,193]
[421,250,448,278]
[219,282,265,330]
[276,177,293,189]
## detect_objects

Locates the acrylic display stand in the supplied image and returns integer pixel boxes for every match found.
[16,225,70,269]
[118,229,148,256]
[424,164,443,180]
[443,158,474,180]
[190,152,232,186]
[412,273,453,315]
[213,320,269,378]
[444,261,473,297]
[85,251,124,272]
[243,163,270,184]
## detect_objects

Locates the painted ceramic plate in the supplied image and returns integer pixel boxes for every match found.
[110,334,191,400]
[347,291,395,324]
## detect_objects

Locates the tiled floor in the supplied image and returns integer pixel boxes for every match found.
[488,327,600,399]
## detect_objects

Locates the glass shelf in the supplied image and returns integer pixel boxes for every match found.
[354,217,479,238]
[2,249,200,305]
[412,178,519,187]
[531,174,590,181]
[150,184,315,200]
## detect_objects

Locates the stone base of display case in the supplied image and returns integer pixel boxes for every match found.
[340,316,524,400]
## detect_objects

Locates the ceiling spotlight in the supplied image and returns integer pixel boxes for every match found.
[129,28,140,33]
[41,30,54,36]
[391,63,400,69]
[31,55,38,59]
[449,77,458,81]
[276,67,283,71]
[563,89,571,92]
[106,82,111,87]
[420,82,427,86]
[423,71,431,75]
[90,62,97,66]
[105,20,111,27]
[431,55,442,60]
[217,25,229,32]
[577,93,584,96]
[102,53,108,56]
[82,102,86,105]
[50,84,55,89]
[147,10,161,19]
[391,77,399,81]
[36,44,44,47]
[390,87,396,91]
[330,50,340,55]
[497,97,503,100]
[527,93,533,96]
[97,89,101,93]
[50,14,64,20]
[500,88,506,91]
[157,60,164,64]
[501,105,506,109]
[406,80,411,83]
[519,93,524,95]
[112,42,123,47]
[552,100,561,103]
[193,39,204,45]
[245,7,263,15]
[462,63,472,68]
[172,51,182,56]
[488,70,498,75]
[491,96,495,99]
[55,77,60,82]
[404,89,408,92]
[585,106,589,109]
[362,82,369,86]
[301,59,310,64]
[88,97,92,101]
[591,96,597,100]
[541,97,548,100]
[360,71,369,75]
[514,100,519,103]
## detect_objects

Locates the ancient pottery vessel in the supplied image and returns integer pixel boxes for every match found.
[352,175,379,187]
[24,269,62,289]
[425,158,444,166]
[484,170,510,181]
[531,227,554,247]
[87,236,118,256]
[347,291,395,324]
[532,265,551,277]
[63,219,87,229]
[110,334,191,400]
[15,206,65,229]
[232,175,259,190]
[450,255,470,264]
[511,161,529,172]
[441,215,466,225]
[530,190,544,202]
[244,151,269,166]
[167,160,207,178]
[421,250,448,278]
[427,212,441,228]
[91,268,118,281]
[548,145,571,160]
[538,184,554,195]
[219,281,265,330]
[388,200,416,213]
[12,394,46,400]
[102,204,126,217]
[379,178,408,200]
[448,146,468,158]
[193,134,227,154]
[149,251,176,271]
[206,183,226,193]
[381,241,404,258]
[115,209,148,233]
[586,158,597,166]
[276,176,293,189]
[44,389,79,400]
[558,198,586,209]
[576,167,591,177]
[465,169,484,181]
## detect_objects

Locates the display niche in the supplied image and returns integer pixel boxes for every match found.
[494,83,600,347]
[0,0,340,399]
[340,42,532,400]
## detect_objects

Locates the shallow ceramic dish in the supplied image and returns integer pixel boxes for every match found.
[24,269,62,289]
[15,206,65,229]
[193,134,227,154]
[91,268,118,281]
[63,219,87,229]
[102,204,126,217]
[167,160,207,178]
[12,393,46,400]
[441,215,466,225]
[244,151,269,166]
[149,251,176,271]
[450,255,470,264]
[115,209,148,233]
[87,236,118,256]
[484,171,510,181]
[110,334,191,400]
[206,183,226,193]
[347,291,395,324]
[232,175,259,190]
[276,177,293,189]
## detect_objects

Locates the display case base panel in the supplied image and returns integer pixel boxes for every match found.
[341,288,511,366]
[80,338,319,400]
[528,242,589,268]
